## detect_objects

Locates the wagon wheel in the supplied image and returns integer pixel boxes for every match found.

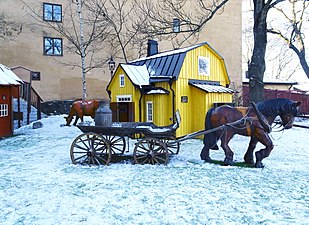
[162,138,180,155]
[102,135,126,155]
[133,137,169,165]
[70,133,111,165]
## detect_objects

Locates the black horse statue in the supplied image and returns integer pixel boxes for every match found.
[200,98,301,168]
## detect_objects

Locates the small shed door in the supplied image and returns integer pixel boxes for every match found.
[110,102,135,122]
[0,87,12,137]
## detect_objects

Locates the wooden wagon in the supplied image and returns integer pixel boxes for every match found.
[70,110,250,166]
[70,111,182,165]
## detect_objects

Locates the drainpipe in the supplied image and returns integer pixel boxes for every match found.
[139,91,143,122]
[169,81,175,123]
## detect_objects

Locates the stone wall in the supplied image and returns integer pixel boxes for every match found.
[41,100,76,116]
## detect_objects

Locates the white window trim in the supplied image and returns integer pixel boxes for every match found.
[146,101,153,122]
[116,95,132,102]
[198,56,210,76]
[119,74,125,87]
[0,104,8,117]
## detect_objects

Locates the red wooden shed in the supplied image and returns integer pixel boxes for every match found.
[0,64,23,137]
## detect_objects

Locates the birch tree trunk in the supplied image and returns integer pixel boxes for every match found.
[76,0,87,100]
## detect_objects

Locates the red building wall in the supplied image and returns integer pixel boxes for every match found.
[243,86,309,114]
[0,86,13,137]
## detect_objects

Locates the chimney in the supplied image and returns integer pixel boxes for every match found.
[147,39,158,57]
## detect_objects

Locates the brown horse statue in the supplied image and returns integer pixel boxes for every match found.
[65,99,99,126]
[200,98,301,168]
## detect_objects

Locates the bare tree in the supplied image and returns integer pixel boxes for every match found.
[132,0,230,47]
[246,0,290,103]
[87,0,148,62]
[0,13,22,43]
[268,0,309,78]
[243,1,305,83]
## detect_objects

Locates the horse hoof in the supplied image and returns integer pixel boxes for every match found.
[255,161,265,168]
[224,157,234,166]
[244,160,254,165]
[204,158,212,163]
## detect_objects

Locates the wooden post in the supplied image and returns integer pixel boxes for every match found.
[18,87,21,128]
[37,97,41,120]
[27,77,32,125]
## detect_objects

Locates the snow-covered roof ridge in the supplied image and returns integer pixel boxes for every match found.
[130,42,206,63]
[120,64,150,87]
[0,64,23,85]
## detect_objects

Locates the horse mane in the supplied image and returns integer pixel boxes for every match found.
[256,98,297,117]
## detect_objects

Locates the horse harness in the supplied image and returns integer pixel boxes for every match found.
[226,103,272,136]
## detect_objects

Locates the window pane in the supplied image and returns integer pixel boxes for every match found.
[44,38,53,54]
[0,104,8,117]
[53,39,62,55]
[198,56,210,75]
[44,4,53,21]
[173,18,180,33]
[53,5,62,22]
[120,75,125,87]
[147,102,153,122]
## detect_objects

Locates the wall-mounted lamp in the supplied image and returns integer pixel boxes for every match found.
[108,57,115,77]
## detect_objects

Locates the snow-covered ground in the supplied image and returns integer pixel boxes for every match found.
[0,116,309,225]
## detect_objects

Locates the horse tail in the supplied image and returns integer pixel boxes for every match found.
[203,108,219,150]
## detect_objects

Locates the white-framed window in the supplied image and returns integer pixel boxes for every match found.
[119,74,125,87]
[117,95,132,102]
[146,101,153,122]
[198,56,210,76]
[0,104,8,117]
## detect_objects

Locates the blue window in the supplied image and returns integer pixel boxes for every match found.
[44,37,63,56]
[43,3,62,22]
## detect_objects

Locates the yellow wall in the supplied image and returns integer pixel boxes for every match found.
[174,45,232,137]
[143,82,174,126]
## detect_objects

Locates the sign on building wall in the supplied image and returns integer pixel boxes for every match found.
[31,71,41,81]
[181,96,188,103]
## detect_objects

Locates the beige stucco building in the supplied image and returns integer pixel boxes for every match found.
[0,0,242,102]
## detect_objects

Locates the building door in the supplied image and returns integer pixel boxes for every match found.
[0,87,12,137]
[110,95,135,122]
[118,102,129,122]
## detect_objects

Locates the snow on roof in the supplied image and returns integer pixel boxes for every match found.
[145,89,169,95]
[190,83,235,93]
[188,79,235,93]
[130,42,205,62]
[121,64,150,87]
[0,64,23,85]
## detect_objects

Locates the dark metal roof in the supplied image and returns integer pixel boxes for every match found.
[130,43,206,81]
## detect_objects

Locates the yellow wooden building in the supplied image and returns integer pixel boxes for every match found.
[106,42,234,137]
